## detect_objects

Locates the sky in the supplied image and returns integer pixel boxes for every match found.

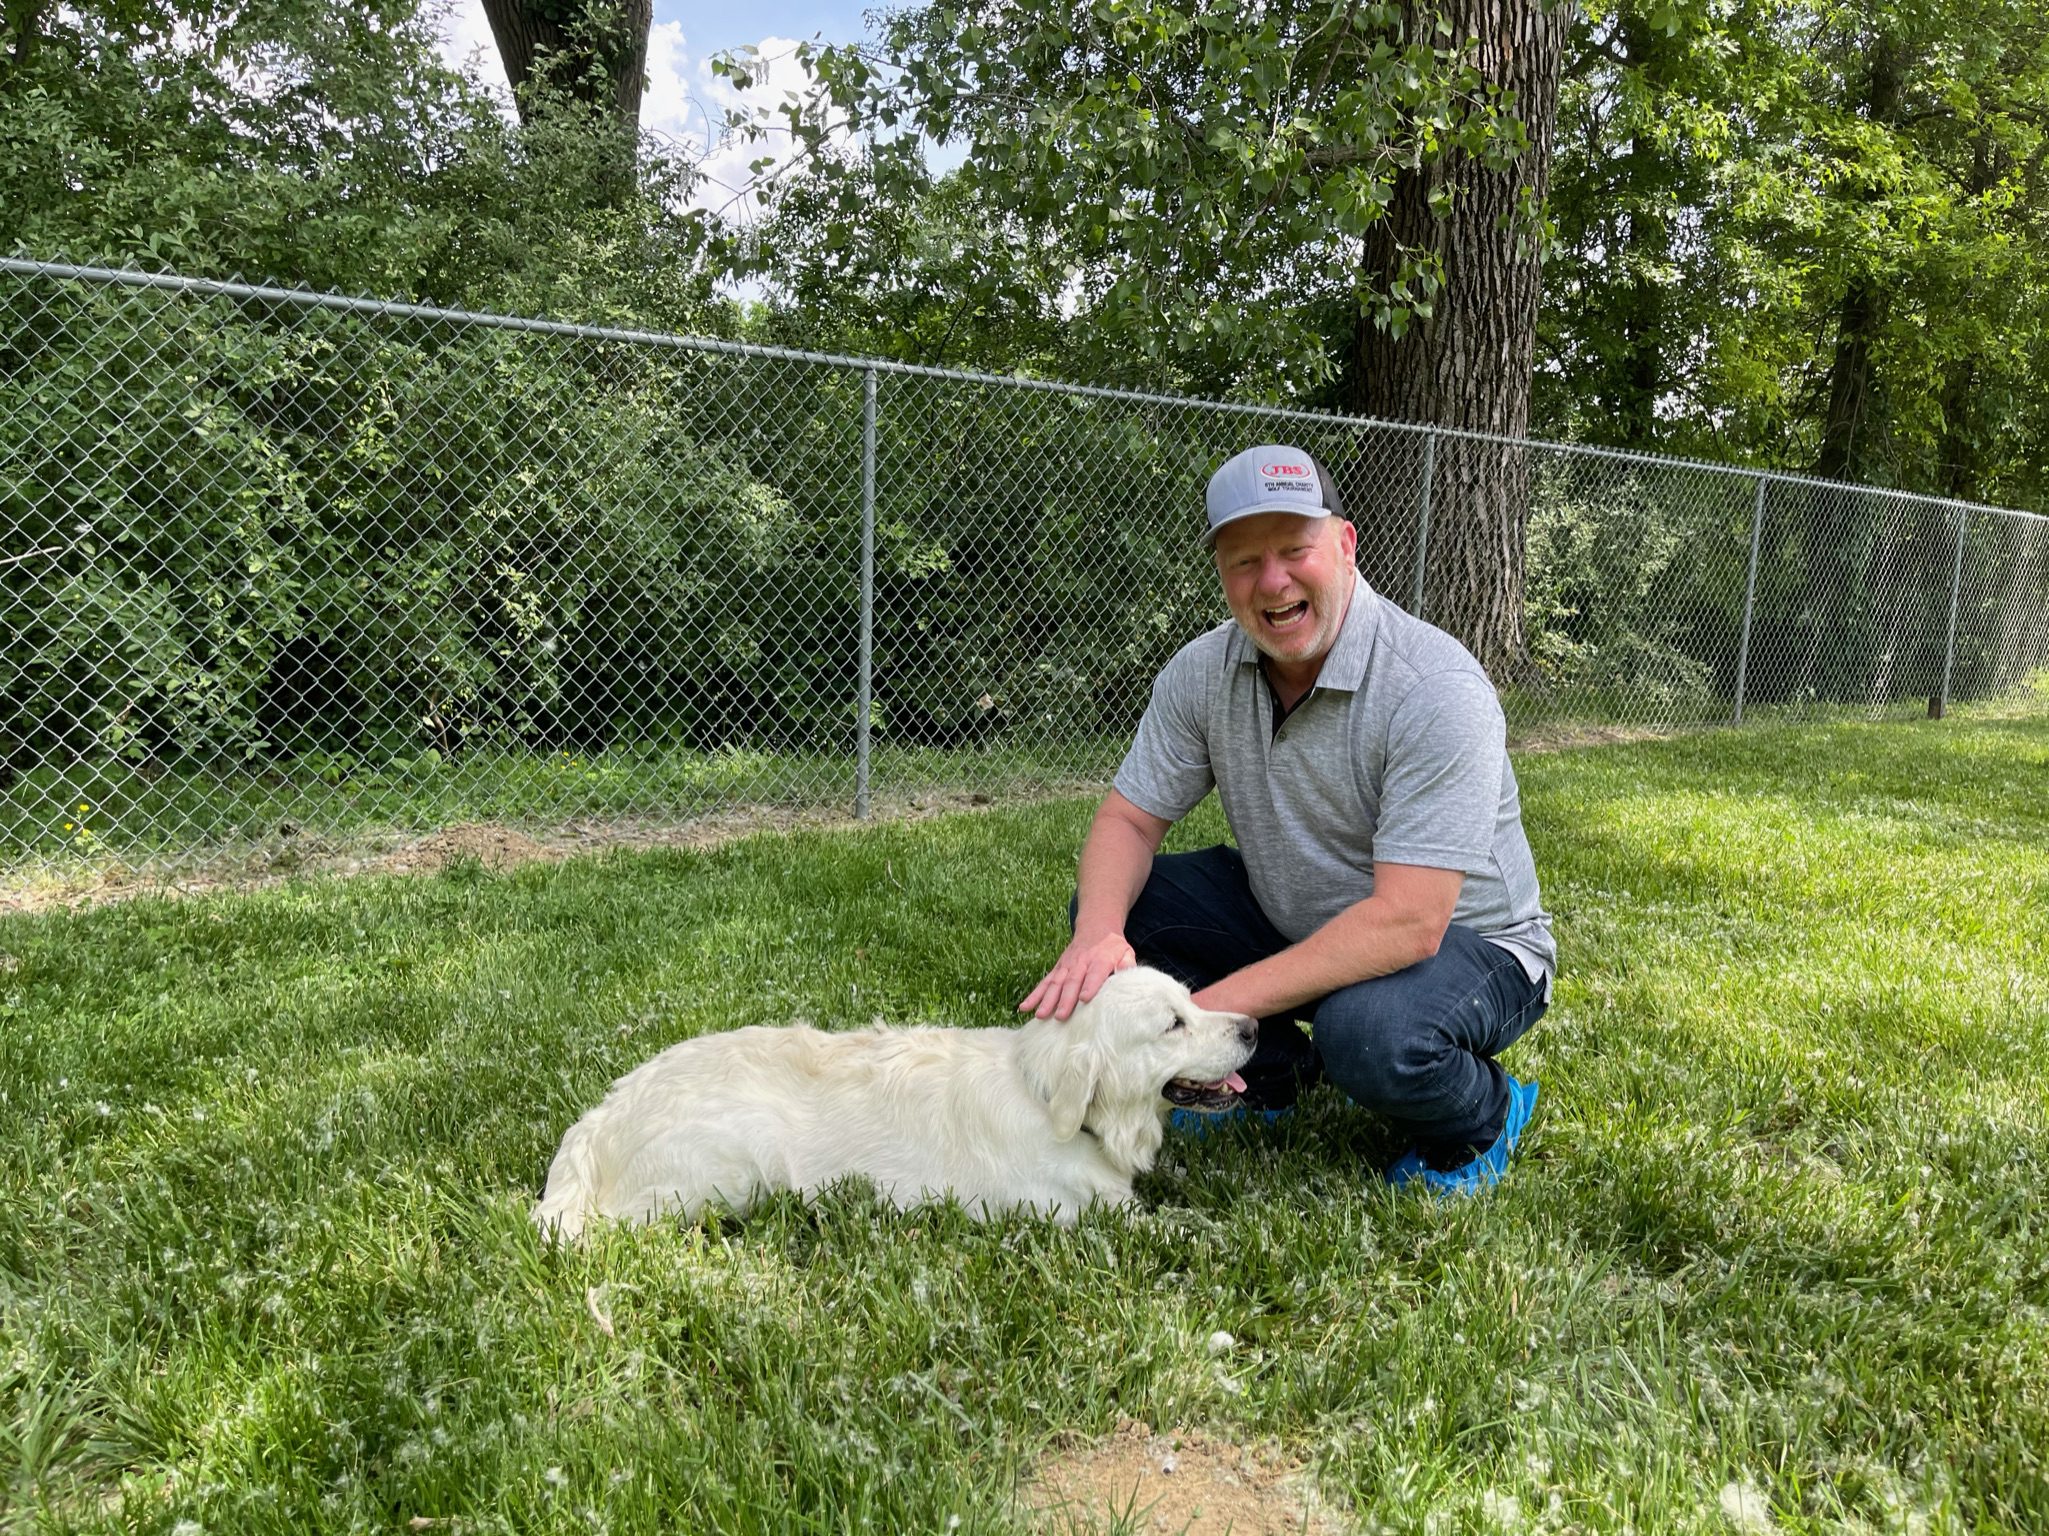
[432,1,882,215]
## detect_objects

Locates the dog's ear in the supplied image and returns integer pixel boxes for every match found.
[1046,1044,1100,1142]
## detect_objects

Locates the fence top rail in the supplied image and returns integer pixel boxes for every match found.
[7,256,2046,529]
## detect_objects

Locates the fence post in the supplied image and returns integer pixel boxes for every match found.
[1936,505,1968,720]
[1409,430,1437,620]
[856,366,877,818]
[1733,473,1769,724]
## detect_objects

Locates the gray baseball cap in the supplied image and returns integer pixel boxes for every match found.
[1203,445,1345,546]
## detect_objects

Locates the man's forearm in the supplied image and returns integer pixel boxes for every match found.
[1071,800,1162,942]
[1193,892,1446,1020]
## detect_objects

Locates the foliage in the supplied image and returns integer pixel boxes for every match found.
[2,0,485,292]
[0,0,723,326]
[0,274,1253,810]
[1540,0,1750,447]
[727,0,1544,398]
[1543,0,2049,511]
[1521,459,1733,717]
[735,153,1076,375]
[0,285,813,786]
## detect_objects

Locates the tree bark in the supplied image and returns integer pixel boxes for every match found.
[1922,129,2002,716]
[1612,5,1671,448]
[1800,33,1905,701]
[482,0,652,130]
[2,0,43,76]
[1341,0,1576,678]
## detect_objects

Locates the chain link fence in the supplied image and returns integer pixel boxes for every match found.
[5,258,2048,884]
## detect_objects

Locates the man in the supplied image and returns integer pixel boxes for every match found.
[1019,444,1555,1194]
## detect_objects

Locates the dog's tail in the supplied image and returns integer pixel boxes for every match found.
[533,1117,605,1242]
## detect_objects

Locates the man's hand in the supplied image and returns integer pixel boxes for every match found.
[1019,931,1137,1021]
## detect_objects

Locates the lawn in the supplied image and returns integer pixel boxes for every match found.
[1,716,2045,1534]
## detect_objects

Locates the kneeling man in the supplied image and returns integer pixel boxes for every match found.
[1021,444,1555,1194]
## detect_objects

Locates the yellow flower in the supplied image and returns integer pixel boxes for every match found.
[64,822,74,831]
[78,802,90,814]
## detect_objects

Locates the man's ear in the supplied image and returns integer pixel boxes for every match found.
[1335,517,1359,567]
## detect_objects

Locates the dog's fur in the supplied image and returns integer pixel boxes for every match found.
[534,967,1257,1237]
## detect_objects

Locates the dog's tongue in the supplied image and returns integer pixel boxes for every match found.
[1213,1071,1247,1093]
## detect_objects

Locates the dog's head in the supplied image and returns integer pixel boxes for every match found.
[1024,966,1259,1176]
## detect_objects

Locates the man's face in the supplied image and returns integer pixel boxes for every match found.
[1213,512,1359,671]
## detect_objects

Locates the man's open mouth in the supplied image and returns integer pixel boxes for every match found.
[1162,1070,1247,1111]
[1262,600,1309,628]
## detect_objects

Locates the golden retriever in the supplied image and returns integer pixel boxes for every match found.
[534,966,1256,1237]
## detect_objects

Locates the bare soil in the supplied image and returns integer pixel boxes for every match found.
[1023,1419,1342,1535]
[0,790,1017,916]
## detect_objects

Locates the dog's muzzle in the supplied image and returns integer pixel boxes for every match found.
[1162,1071,1248,1110]
[1163,1015,1257,1109]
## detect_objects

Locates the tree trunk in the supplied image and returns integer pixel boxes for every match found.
[1800,33,1905,701]
[482,0,652,130]
[1814,280,1887,486]
[1922,129,2001,716]
[1613,6,1671,448]
[1342,0,1576,678]
[2,0,43,76]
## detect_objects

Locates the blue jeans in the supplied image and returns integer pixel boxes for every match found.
[1109,845,1547,1163]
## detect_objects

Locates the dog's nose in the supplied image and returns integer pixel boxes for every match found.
[1235,1015,1258,1046]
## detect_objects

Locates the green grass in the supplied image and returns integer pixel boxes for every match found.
[2,716,2046,1534]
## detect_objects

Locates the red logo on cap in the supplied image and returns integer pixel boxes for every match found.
[1261,462,1312,478]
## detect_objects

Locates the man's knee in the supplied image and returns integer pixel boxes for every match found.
[1313,999,1451,1114]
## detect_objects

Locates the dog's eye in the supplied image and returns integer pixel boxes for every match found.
[1165,1016,1187,1032]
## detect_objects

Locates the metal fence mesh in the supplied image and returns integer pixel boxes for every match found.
[5,258,2047,881]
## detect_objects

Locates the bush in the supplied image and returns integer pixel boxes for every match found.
[1521,460,1737,720]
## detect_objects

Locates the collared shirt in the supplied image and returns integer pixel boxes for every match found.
[1113,574,1556,992]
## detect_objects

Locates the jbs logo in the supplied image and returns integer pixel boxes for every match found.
[1261,462,1312,478]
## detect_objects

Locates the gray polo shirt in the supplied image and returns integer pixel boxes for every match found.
[1113,574,1555,992]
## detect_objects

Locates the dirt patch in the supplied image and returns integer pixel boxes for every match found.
[1508,720,1700,753]
[0,789,1033,916]
[360,823,558,876]
[1024,1420,1342,1535]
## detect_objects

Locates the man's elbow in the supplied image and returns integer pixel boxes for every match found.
[1406,914,1450,965]
[1097,790,1172,850]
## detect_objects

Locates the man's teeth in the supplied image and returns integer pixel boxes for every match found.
[1264,602,1309,624]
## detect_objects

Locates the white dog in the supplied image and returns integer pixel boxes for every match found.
[534,966,1256,1238]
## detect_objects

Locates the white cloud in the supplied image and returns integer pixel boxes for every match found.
[671,32,820,219]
